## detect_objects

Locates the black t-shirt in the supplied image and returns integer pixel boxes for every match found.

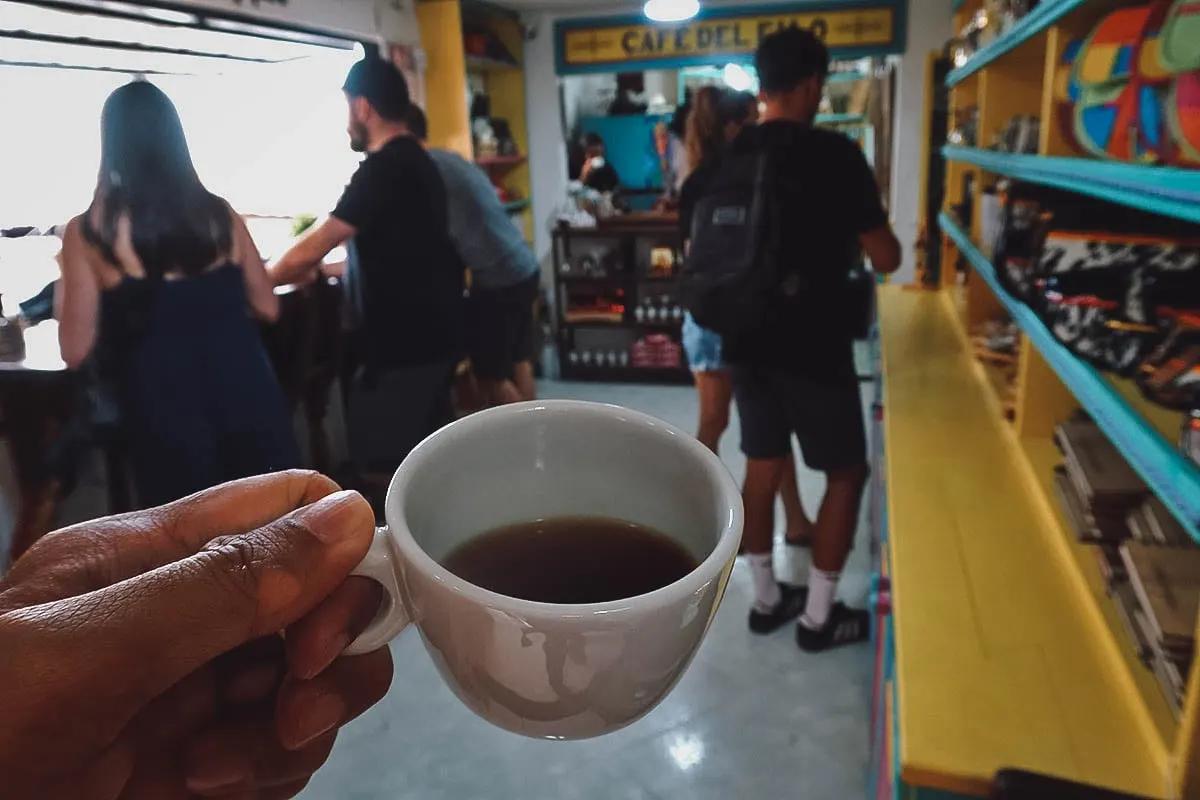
[583,162,621,194]
[333,135,465,369]
[678,156,722,242]
[722,121,888,374]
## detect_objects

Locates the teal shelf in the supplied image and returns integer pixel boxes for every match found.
[946,0,1090,86]
[939,211,1200,542]
[826,71,869,84]
[815,113,866,126]
[503,200,531,214]
[943,146,1200,224]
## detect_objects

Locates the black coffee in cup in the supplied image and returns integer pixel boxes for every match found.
[442,516,699,604]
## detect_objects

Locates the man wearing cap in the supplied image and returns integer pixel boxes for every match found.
[271,56,465,501]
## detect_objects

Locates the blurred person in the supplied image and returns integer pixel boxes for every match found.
[726,28,901,650]
[654,100,691,201]
[579,132,621,194]
[678,86,815,589]
[0,471,392,799]
[667,99,692,192]
[57,81,299,508]
[399,105,539,406]
[270,56,465,501]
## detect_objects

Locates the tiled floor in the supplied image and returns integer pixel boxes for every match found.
[300,378,876,800]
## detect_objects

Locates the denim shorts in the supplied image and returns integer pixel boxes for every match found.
[682,312,724,372]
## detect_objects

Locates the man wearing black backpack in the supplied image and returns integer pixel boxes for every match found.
[683,27,900,651]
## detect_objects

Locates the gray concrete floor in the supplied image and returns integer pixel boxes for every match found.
[300,378,875,800]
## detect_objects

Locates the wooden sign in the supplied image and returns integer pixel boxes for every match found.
[556,3,903,75]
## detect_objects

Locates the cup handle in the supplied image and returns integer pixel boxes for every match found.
[343,526,411,656]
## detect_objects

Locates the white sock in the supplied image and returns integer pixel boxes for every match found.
[799,567,840,630]
[748,553,781,612]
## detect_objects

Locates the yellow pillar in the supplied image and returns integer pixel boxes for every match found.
[416,0,472,159]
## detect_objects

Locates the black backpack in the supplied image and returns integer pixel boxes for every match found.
[680,129,800,340]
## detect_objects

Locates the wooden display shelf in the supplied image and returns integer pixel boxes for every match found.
[979,358,1018,420]
[475,155,526,168]
[562,312,622,325]
[555,273,627,286]
[943,146,1200,225]
[940,211,1198,542]
[947,0,1092,86]
[878,286,1168,798]
[465,53,519,71]
[1017,436,1180,753]
[560,364,691,385]
[910,2,1200,795]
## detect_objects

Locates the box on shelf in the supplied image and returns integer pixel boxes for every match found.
[631,334,681,369]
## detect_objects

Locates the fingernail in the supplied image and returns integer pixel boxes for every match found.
[186,750,250,792]
[290,692,346,749]
[300,631,351,681]
[296,490,371,544]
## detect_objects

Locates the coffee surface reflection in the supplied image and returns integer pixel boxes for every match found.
[442,517,699,604]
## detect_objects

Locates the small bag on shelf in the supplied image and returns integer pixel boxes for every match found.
[1136,323,1200,410]
[1034,233,1200,375]
[1182,411,1200,469]
[992,190,1053,302]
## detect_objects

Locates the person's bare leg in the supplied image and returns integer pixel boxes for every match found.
[795,463,870,650]
[742,457,784,557]
[780,455,816,546]
[478,378,523,408]
[513,361,537,402]
[743,454,784,605]
[452,367,483,417]
[693,370,732,453]
[811,464,869,574]
[744,456,806,631]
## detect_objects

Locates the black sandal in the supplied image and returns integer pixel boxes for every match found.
[795,603,871,652]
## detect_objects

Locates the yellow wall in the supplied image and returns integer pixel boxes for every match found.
[416,0,471,158]
[477,13,532,242]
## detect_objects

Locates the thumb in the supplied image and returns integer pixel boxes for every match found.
[21,489,376,712]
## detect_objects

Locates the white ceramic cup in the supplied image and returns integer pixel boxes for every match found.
[345,400,742,739]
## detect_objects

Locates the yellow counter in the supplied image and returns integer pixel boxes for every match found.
[878,285,1170,798]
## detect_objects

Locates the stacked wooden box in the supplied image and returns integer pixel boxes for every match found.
[1053,416,1197,716]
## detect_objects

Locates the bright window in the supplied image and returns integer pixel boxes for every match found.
[0,1,363,228]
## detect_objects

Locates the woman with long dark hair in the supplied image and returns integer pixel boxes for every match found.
[678,87,816,549]
[58,80,299,506]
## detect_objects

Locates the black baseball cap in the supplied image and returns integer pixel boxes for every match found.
[343,56,411,121]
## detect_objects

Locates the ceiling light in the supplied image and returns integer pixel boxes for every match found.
[644,0,700,23]
[722,63,754,92]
